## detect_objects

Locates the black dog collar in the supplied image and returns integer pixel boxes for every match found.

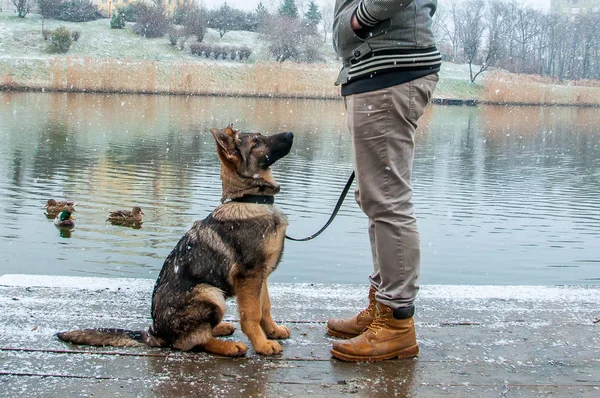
[230,195,275,205]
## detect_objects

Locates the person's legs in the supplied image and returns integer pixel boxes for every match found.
[351,74,437,311]
[330,74,437,360]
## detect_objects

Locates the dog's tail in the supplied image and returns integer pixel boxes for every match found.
[56,328,164,348]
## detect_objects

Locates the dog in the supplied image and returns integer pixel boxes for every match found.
[57,125,294,357]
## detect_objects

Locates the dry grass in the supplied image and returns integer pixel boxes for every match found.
[2,57,341,99]
[483,71,600,106]
[3,58,600,105]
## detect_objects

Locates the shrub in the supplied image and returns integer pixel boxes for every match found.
[200,46,242,60]
[42,29,53,41]
[110,9,125,29]
[49,26,73,54]
[168,26,183,46]
[172,4,187,25]
[121,2,139,22]
[203,44,213,58]
[38,0,62,19]
[189,42,201,55]
[133,3,169,38]
[212,45,222,59]
[55,0,101,22]
[238,46,252,60]
[190,42,212,57]
[71,29,81,41]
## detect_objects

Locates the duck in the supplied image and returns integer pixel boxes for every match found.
[54,209,75,228]
[45,199,75,215]
[107,206,144,224]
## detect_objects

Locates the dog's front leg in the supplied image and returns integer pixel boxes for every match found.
[235,276,283,355]
[260,280,290,339]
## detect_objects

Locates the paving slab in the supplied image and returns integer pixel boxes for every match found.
[0,274,599,397]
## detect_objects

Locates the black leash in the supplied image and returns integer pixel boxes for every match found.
[285,171,355,242]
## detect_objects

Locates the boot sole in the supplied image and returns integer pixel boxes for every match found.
[330,344,419,362]
[326,327,360,339]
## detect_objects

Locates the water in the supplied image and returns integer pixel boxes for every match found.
[0,92,599,285]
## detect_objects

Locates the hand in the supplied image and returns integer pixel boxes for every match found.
[351,14,361,31]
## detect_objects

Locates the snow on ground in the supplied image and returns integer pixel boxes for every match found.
[0,12,338,67]
[0,12,472,78]
[2,274,599,303]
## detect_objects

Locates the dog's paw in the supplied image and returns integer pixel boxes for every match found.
[204,338,248,357]
[254,340,283,356]
[265,325,291,340]
[225,341,248,357]
[213,322,236,337]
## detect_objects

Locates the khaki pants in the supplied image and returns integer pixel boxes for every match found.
[345,74,438,310]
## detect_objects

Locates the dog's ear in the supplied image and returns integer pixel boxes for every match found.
[210,127,239,161]
[223,123,235,136]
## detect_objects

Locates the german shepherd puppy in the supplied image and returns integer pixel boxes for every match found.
[57,126,294,357]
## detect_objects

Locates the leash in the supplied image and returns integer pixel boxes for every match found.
[285,171,355,242]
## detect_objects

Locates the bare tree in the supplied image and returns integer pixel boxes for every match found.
[440,0,462,62]
[470,0,504,81]
[260,15,323,63]
[427,0,600,82]
[321,3,333,44]
[513,3,542,73]
[431,5,449,55]
[183,7,207,42]
[11,0,32,18]
[208,3,241,37]
[579,15,600,80]
[457,1,486,82]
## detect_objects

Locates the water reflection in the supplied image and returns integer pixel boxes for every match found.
[0,92,598,285]
[57,227,72,239]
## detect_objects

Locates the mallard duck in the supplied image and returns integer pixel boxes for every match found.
[45,199,75,215]
[107,206,144,224]
[54,210,75,228]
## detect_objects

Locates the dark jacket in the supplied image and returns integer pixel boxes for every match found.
[333,0,441,86]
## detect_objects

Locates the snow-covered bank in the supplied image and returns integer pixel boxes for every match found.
[2,274,600,304]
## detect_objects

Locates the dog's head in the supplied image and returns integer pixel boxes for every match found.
[210,125,293,201]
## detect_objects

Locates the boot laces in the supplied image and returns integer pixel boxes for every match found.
[358,300,376,319]
[366,308,390,335]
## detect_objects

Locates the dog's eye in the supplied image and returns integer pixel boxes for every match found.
[251,142,260,151]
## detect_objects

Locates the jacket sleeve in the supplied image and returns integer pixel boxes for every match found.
[355,0,414,28]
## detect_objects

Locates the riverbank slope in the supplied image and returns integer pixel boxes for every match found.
[1,12,599,105]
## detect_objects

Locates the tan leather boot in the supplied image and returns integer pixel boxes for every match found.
[326,286,377,338]
[330,302,419,362]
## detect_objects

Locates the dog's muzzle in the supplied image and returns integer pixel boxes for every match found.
[264,132,294,168]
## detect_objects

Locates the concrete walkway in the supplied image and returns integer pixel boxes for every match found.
[0,274,599,397]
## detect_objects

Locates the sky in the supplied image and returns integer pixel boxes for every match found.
[198,0,551,12]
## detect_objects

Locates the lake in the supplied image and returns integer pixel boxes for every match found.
[0,92,598,285]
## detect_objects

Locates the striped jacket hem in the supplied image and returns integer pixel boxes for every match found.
[348,48,442,81]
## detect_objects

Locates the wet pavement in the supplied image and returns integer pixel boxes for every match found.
[0,275,599,397]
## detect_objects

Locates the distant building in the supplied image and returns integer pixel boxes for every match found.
[97,0,191,18]
[551,0,600,17]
